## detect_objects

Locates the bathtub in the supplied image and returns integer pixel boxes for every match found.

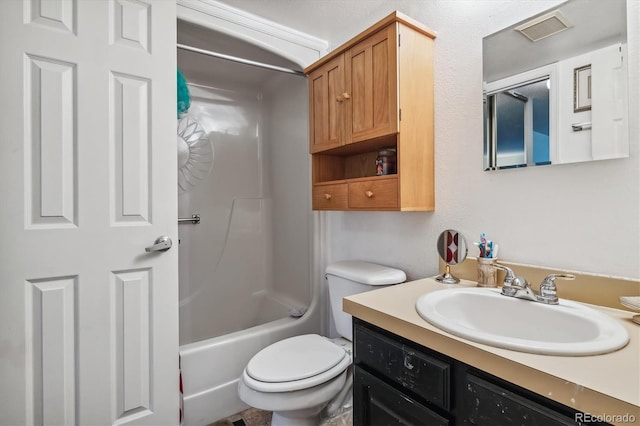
[175,3,327,424]
[180,291,322,425]
[176,64,319,426]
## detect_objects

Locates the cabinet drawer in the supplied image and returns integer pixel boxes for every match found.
[348,177,398,209]
[463,374,582,426]
[354,323,451,410]
[312,183,348,210]
[354,367,449,426]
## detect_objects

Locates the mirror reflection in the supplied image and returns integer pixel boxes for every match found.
[483,0,628,170]
[486,77,551,169]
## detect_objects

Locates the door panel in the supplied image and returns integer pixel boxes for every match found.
[27,276,78,426]
[592,44,629,160]
[111,72,152,224]
[309,54,346,152]
[0,1,178,425]
[347,24,398,143]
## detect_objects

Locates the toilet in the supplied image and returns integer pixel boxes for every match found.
[238,260,406,426]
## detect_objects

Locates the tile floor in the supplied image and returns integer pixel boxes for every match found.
[209,407,352,426]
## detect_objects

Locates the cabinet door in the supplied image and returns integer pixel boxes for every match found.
[354,367,450,426]
[308,54,346,153]
[463,374,581,426]
[354,320,450,410]
[346,24,398,144]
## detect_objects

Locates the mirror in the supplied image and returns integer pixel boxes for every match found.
[435,229,468,284]
[483,0,629,170]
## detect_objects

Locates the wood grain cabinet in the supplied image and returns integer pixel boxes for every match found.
[305,12,436,211]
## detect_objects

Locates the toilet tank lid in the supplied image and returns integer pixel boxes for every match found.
[325,260,406,285]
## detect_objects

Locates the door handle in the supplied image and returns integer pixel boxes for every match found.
[145,236,172,252]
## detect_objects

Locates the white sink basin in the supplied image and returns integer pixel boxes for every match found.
[415,287,629,356]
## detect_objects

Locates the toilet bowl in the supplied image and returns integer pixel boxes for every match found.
[238,334,351,426]
[237,261,406,426]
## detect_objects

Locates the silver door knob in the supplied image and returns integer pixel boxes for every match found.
[145,236,172,252]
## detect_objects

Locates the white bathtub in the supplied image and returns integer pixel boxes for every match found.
[180,297,320,425]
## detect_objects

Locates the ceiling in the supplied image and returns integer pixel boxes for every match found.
[211,0,400,51]
[177,0,449,89]
[177,0,627,91]
[483,0,627,82]
[177,0,405,90]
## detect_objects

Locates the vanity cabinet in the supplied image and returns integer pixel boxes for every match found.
[305,12,436,211]
[352,319,610,426]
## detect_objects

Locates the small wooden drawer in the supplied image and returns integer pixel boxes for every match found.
[312,183,348,210]
[354,322,451,410]
[348,177,398,209]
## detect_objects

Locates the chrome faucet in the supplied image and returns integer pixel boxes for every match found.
[494,264,575,305]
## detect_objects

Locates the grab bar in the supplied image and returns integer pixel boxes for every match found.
[178,214,200,224]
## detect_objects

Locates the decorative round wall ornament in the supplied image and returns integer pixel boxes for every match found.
[177,115,213,194]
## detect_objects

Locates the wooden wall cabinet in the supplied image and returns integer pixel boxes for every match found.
[305,12,436,211]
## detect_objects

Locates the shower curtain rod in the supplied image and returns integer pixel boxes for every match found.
[177,43,306,77]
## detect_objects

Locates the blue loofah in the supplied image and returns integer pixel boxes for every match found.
[177,69,190,118]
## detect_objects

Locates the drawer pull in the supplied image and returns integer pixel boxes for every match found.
[404,354,415,370]
[365,190,374,198]
[324,193,332,200]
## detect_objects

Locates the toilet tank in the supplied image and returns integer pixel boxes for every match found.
[326,260,406,341]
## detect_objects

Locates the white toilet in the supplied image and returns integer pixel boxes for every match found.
[238,260,406,426]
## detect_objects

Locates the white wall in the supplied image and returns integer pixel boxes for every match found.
[327,1,640,280]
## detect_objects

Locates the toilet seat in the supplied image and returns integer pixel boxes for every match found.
[243,334,351,393]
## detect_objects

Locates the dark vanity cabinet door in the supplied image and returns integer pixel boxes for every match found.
[353,319,453,425]
[352,319,610,426]
[461,374,578,426]
[354,367,449,426]
[354,321,451,410]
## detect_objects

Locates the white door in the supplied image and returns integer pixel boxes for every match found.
[592,43,629,160]
[0,1,179,425]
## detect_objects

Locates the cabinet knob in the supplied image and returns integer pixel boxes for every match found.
[324,193,332,200]
[336,92,351,103]
[365,190,374,198]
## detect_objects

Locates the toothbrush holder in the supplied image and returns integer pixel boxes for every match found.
[477,257,498,287]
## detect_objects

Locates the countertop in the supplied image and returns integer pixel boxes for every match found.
[344,277,640,425]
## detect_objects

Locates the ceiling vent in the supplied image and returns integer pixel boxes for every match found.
[515,10,573,42]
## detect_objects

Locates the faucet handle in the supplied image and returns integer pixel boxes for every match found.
[493,264,515,286]
[511,276,530,289]
[538,274,576,304]
[494,264,526,297]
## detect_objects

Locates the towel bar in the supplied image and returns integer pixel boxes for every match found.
[571,122,592,131]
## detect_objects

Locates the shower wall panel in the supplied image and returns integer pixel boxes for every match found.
[178,75,310,346]
[264,73,313,306]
